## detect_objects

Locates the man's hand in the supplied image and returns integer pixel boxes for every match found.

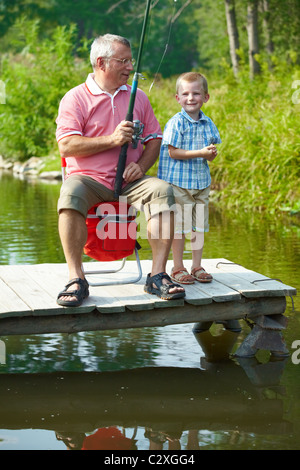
[58,120,135,158]
[112,120,134,146]
[121,161,144,183]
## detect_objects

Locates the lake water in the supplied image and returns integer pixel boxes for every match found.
[0,170,299,451]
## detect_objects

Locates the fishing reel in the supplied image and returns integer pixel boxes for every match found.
[132,120,158,149]
[132,120,144,149]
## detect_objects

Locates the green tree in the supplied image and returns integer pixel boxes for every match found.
[0,18,89,160]
[0,0,54,44]
[224,0,240,77]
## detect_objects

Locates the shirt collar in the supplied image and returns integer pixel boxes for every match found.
[86,73,128,96]
[181,108,207,123]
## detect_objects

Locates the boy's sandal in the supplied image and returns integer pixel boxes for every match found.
[57,277,89,307]
[191,267,213,283]
[144,272,185,300]
[170,268,195,285]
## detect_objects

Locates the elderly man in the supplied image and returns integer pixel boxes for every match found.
[56,33,185,307]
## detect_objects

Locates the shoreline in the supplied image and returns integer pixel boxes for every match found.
[1,154,299,218]
[0,155,61,182]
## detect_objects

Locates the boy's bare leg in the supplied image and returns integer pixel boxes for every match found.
[191,231,212,281]
[170,234,195,284]
[191,231,204,271]
[172,235,186,272]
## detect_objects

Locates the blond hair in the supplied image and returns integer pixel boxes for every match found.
[176,72,208,95]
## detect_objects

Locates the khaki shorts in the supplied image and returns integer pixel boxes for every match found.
[171,185,210,234]
[57,174,175,222]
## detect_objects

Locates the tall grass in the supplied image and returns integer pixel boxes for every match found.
[142,57,300,214]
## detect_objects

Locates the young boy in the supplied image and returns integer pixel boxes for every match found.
[157,72,221,284]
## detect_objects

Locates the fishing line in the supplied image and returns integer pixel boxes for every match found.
[149,0,178,93]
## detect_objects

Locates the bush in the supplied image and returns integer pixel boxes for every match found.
[0,17,89,161]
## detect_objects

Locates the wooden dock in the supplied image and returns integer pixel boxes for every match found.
[0,258,296,357]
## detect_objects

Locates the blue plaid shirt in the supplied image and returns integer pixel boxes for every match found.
[157,108,221,189]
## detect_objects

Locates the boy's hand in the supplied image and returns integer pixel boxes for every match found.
[200,144,218,161]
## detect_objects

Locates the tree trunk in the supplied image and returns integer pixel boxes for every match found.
[247,0,260,78]
[224,0,240,77]
[261,0,274,65]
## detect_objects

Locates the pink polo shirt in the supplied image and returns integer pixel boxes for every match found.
[56,73,162,190]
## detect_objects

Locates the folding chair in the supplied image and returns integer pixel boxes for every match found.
[61,158,142,286]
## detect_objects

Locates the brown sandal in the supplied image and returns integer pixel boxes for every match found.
[191,267,213,283]
[170,268,195,285]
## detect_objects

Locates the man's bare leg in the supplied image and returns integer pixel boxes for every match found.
[58,209,87,302]
[147,211,185,294]
[58,209,184,300]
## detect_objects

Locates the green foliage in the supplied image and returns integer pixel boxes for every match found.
[0,0,201,78]
[142,56,300,214]
[0,17,89,160]
[207,55,300,213]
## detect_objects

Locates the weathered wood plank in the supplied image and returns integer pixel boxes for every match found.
[84,260,187,309]
[83,262,185,310]
[164,260,242,303]
[0,278,31,317]
[22,263,126,314]
[140,263,234,306]
[0,265,61,315]
[96,282,155,312]
[200,270,282,298]
[201,258,297,297]
[176,284,213,306]
[0,296,287,336]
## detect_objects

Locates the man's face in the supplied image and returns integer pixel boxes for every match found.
[105,43,134,88]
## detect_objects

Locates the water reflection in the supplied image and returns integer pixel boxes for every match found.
[0,170,63,265]
[0,328,295,450]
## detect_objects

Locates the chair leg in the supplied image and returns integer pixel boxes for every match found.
[83,248,142,286]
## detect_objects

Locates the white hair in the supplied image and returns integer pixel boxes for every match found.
[90,34,131,69]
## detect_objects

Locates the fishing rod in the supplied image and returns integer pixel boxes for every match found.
[113,0,152,198]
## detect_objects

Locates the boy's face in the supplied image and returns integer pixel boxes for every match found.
[176,80,209,120]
